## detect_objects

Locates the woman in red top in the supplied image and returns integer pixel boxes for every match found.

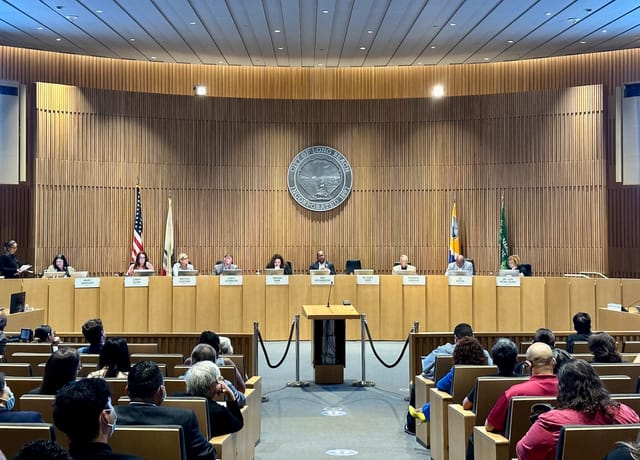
[516,359,640,460]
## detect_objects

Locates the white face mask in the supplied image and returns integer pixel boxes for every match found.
[1,386,15,411]
[105,410,117,437]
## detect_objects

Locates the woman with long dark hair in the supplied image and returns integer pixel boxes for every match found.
[88,337,130,378]
[517,359,640,460]
[126,251,153,276]
[31,348,80,395]
[45,254,74,277]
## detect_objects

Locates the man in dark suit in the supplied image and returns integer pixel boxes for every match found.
[0,372,43,423]
[308,250,336,274]
[116,361,216,460]
[53,378,142,460]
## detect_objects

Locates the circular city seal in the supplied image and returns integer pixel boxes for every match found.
[287,146,353,212]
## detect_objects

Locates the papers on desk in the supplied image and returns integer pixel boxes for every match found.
[18,264,32,273]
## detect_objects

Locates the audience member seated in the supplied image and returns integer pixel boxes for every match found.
[172,253,194,276]
[604,436,640,460]
[184,360,244,437]
[29,347,80,395]
[219,336,233,355]
[188,343,245,406]
[507,254,529,277]
[567,311,592,353]
[14,440,71,460]
[126,251,154,277]
[445,254,473,275]
[54,378,143,460]
[515,328,556,374]
[88,337,131,379]
[552,348,574,373]
[406,323,491,435]
[589,332,623,363]
[115,361,216,460]
[266,253,292,274]
[463,338,519,411]
[78,318,106,354]
[308,250,335,274]
[33,324,62,347]
[186,330,246,393]
[0,310,7,355]
[45,254,75,277]
[392,254,416,274]
[409,336,488,422]
[485,342,558,433]
[516,359,640,460]
[212,254,238,275]
[0,372,43,422]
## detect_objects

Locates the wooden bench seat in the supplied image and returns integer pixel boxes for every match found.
[556,424,640,460]
[0,422,55,459]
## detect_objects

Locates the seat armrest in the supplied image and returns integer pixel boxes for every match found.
[430,389,453,460]
[448,404,476,460]
[415,375,435,447]
[473,426,510,460]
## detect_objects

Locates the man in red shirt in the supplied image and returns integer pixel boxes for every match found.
[485,342,558,433]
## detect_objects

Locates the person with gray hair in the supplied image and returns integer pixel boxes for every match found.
[218,336,233,355]
[187,343,245,406]
[184,361,244,437]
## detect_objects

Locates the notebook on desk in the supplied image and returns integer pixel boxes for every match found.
[43,271,65,278]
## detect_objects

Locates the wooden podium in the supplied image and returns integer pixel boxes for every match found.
[302,304,361,384]
[4,308,45,331]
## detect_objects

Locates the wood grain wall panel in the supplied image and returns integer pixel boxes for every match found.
[27,83,606,282]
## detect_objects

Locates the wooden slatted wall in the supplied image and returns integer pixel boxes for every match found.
[29,83,605,277]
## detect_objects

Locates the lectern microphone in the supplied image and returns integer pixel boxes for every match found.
[326,281,334,308]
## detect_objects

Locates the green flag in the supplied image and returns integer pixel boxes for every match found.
[499,194,509,269]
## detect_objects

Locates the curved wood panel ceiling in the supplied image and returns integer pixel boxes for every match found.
[0,0,639,67]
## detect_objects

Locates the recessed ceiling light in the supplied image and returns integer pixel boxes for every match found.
[37,26,43,30]
[129,38,135,41]
[417,62,422,65]
[367,30,373,34]
[431,84,445,98]
[218,60,224,64]
[507,40,514,44]
[359,46,366,50]
[150,56,157,59]
[484,57,490,61]
[450,23,456,26]
[318,63,323,66]
[65,15,78,21]
[274,29,281,33]
[194,85,207,96]
[430,45,436,49]
[568,17,579,24]
[602,29,607,33]
[189,21,196,25]
[56,38,61,41]
[321,9,329,14]
[95,9,103,13]
[580,40,587,44]
[277,47,284,50]
[545,12,552,16]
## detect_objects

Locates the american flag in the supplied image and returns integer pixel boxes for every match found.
[131,184,144,262]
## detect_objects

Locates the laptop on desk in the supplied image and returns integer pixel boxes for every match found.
[309,268,331,276]
[133,269,155,277]
[264,268,284,275]
[353,269,374,275]
[221,269,242,276]
[177,269,198,276]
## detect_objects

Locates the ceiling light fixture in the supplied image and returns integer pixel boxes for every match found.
[430,45,436,49]
[431,84,444,98]
[507,40,514,44]
[359,46,366,50]
[189,21,196,25]
[484,57,490,61]
[55,38,61,41]
[274,29,281,33]
[367,30,373,34]
[65,15,78,21]
[37,26,43,30]
[602,29,607,33]
[150,56,157,60]
[95,9,103,13]
[321,10,329,14]
[194,85,207,96]
[580,40,587,44]
[450,23,456,26]
[129,38,135,41]
[545,12,552,16]
[277,47,284,50]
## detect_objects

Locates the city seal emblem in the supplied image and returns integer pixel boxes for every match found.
[287,146,353,212]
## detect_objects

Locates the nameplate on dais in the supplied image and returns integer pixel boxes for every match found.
[311,275,334,285]
[448,275,473,286]
[220,275,243,286]
[173,276,197,287]
[125,277,149,288]
[74,277,100,289]
[266,275,289,286]
[356,275,379,285]
[496,276,521,287]
[402,275,425,286]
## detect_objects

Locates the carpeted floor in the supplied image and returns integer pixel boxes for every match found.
[254,340,430,459]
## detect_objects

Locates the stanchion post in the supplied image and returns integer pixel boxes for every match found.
[287,314,309,387]
[352,313,375,387]
[413,320,419,333]
[253,321,260,377]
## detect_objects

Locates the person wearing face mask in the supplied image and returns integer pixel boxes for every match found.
[115,361,216,460]
[53,378,142,460]
[0,372,43,422]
